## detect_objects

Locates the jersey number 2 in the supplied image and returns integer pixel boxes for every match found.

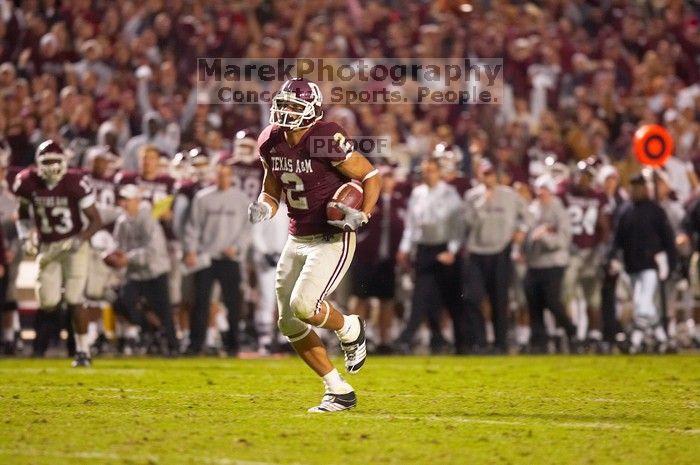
[280,173,309,210]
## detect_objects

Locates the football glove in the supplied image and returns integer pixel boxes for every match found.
[327,202,369,231]
[68,237,83,253]
[22,238,38,257]
[248,201,272,224]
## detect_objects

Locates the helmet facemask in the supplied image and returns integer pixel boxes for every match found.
[269,82,323,129]
[38,154,67,185]
[233,138,257,164]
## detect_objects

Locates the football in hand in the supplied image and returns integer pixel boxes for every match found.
[103,250,126,268]
[327,181,364,221]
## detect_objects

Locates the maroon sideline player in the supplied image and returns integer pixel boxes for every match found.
[559,159,611,350]
[12,140,102,367]
[232,129,264,203]
[249,78,381,412]
[83,146,122,325]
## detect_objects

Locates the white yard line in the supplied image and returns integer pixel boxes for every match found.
[0,367,147,375]
[370,392,700,406]
[0,448,306,465]
[3,384,695,403]
[322,413,700,435]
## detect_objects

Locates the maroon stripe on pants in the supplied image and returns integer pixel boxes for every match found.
[314,232,350,313]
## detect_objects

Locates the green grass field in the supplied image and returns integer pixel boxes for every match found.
[0,355,698,465]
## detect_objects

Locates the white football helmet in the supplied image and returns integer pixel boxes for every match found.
[36,139,68,185]
[269,78,323,129]
[233,129,258,164]
[432,143,464,176]
[170,150,193,180]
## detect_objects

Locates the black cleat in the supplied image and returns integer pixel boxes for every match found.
[71,351,92,368]
[308,391,357,413]
[340,316,367,374]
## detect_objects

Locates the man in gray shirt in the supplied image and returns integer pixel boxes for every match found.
[395,157,466,354]
[462,159,530,353]
[524,174,576,353]
[111,184,177,354]
[183,157,251,355]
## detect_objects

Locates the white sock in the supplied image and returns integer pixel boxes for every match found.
[126,325,140,340]
[335,315,360,343]
[11,311,19,331]
[87,322,98,345]
[667,319,677,338]
[631,329,644,347]
[485,321,494,344]
[515,325,530,345]
[205,327,218,347]
[654,325,668,343]
[75,333,90,355]
[322,368,353,394]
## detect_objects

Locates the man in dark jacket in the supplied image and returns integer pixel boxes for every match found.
[608,173,676,354]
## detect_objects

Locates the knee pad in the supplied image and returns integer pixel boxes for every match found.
[36,289,61,310]
[277,315,310,342]
[289,292,317,321]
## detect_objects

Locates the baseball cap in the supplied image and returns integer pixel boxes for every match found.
[596,165,618,185]
[119,184,141,199]
[534,174,556,193]
[479,159,495,175]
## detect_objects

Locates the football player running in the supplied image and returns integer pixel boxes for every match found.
[13,140,102,366]
[559,159,611,352]
[250,78,381,412]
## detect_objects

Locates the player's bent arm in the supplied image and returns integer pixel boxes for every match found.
[79,204,103,243]
[333,152,382,218]
[256,163,283,218]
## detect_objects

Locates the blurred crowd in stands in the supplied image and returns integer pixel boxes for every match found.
[0,0,699,357]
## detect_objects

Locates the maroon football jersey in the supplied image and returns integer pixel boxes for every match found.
[560,186,609,249]
[258,121,354,236]
[13,167,95,244]
[355,188,408,264]
[446,175,471,198]
[87,171,118,231]
[88,172,117,209]
[232,160,264,203]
